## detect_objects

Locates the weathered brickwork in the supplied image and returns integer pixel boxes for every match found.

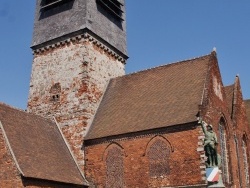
[198,53,250,187]
[230,76,250,188]
[85,125,206,188]
[85,53,250,188]
[0,128,23,188]
[27,35,125,168]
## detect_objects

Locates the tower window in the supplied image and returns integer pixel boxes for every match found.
[40,0,74,19]
[41,0,73,10]
[50,83,61,102]
[96,0,124,21]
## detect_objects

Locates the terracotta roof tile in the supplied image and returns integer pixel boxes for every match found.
[0,103,87,186]
[85,54,212,140]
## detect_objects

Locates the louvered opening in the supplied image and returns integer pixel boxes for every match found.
[39,0,74,19]
[40,0,73,11]
[97,0,124,21]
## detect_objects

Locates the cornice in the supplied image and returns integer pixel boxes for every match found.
[33,32,126,64]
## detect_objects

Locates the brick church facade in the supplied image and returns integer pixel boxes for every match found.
[0,0,250,187]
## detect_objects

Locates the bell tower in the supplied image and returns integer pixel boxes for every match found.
[27,0,127,168]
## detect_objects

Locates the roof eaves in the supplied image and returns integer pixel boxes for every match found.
[126,53,212,77]
[85,120,199,143]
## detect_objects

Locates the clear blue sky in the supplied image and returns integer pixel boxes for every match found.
[0,1,250,109]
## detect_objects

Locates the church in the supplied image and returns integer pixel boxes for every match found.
[0,0,250,187]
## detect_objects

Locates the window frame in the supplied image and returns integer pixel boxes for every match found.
[242,137,250,187]
[96,0,124,21]
[146,137,171,178]
[218,119,230,183]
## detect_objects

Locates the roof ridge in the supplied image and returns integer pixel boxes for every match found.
[0,102,52,122]
[0,102,26,113]
[125,53,212,78]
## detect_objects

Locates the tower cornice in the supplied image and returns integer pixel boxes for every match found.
[32,30,127,64]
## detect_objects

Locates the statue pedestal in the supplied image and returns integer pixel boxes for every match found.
[206,167,225,188]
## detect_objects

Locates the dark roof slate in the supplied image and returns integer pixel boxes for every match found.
[85,54,212,140]
[0,103,87,186]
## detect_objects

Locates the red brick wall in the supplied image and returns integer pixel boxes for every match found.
[199,52,236,187]
[27,36,125,168]
[0,128,23,188]
[84,54,250,188]
[85,124,206,187]
[198,53,250,187]
[231,77,250,187]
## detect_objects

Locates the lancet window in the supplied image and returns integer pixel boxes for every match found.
[105,145,124,188]
[242,138,249,186]
[218,119,229,183]
[147,138,171,177]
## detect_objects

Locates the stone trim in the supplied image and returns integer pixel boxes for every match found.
[197,126,207,182]
[33,32,126,64]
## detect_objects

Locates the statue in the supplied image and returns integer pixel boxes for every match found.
[199,118,218,167]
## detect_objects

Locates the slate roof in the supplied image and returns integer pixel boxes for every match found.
[0,103,88,186]
[85,53,213,140]
[245,100,250,126]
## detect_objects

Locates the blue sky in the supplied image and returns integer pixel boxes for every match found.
[0,1,250,109]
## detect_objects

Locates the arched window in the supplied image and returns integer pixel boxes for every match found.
[105,144,124,188]
[242,138,249,186]
[147,138,171,177]
[218,119,229,183]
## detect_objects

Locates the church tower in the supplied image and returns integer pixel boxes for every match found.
[27,0,127,168]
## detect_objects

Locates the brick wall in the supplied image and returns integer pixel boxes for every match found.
[85,124,206,188]
[27,34,125,169]
[85,53,250,187]
[231,76,250,187]
[0,128,23,188]
[198,53,250,187]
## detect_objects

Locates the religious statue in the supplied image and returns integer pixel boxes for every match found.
[198,118,218,167]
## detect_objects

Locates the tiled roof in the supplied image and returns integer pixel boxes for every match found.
[224,84,234,116]
[85,54,212,140]
[0,103,87,186]
[245,100,250,126]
